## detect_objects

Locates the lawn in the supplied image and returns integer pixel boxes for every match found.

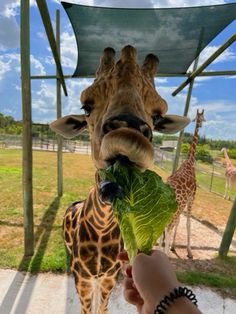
[0,148,235,296]
[0,149,96,272]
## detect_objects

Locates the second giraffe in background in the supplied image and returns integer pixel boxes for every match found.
[165,109,205,259]
[221,147,236,200]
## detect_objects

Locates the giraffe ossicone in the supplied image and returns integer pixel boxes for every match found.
[51,45,190,314]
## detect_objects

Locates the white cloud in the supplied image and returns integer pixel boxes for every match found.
[0,0,36,18]
[0,15,19,50]
[188,46,236,72]
[0,0,37,50]
[60,30,77,70]
[0,58,11,79]
[0,53,46,81]
[31,55,46,75]
[155,78,168,84]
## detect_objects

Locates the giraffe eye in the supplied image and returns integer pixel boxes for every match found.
[81,104,92,117]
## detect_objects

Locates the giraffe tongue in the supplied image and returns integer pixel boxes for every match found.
[100,127,154,170]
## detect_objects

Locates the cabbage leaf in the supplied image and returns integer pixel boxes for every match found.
[99,161,177,263]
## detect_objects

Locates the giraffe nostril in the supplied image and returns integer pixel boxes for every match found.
[103,120,128,134]
[140,124,152,141]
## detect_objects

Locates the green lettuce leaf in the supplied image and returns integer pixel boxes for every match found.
[99,161,177,263]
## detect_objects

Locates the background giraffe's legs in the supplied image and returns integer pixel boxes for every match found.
[170,217,180,253]
[224,177,229,199]
[164,228,171,255]
[186,198,194,259]
[227,178,231,200]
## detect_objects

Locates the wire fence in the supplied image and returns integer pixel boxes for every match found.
[0,134,91,154]
[1,134,235,199]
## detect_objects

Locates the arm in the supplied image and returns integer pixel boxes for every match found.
[119,250,201,314]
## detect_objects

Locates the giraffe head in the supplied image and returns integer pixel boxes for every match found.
[51,46,190,170]
[193,109,205,128]
[221,147,227,153]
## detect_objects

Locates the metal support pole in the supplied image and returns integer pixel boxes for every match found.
[35,0,68,96]
[56,10,63,197]
[20,0,34,256]
[172,33,236,96]
[172,28,204,174]
[219,198,236,257]
[30,70,236,80]
[209,162,215,192]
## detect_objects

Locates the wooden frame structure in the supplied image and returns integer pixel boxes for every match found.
[20,0,236,256]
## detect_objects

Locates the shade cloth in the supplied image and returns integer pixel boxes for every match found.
[62,2,236,76]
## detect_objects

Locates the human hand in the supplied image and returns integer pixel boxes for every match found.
[118,250,179,314]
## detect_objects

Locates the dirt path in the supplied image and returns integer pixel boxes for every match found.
[168,214,236,261]
[167,214,236,301]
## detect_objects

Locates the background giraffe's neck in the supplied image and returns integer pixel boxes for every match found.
[187,118,201,165]
[223,149,233,167]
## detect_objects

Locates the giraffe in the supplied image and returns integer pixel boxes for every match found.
[164,109,205,259]
[221,147,236,200]
[50,45,190,314]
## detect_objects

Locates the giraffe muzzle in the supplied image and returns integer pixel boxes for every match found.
[100,126,154,170]
[102,114,153,142]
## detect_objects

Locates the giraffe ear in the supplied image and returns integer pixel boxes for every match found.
[153,115,190,134]
[50,114,87,138]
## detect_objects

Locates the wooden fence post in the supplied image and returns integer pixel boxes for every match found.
[21,0,34,256]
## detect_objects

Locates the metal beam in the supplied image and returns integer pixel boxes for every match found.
[56,9,63,197]
[20,0,34,256]
[172,33,236,96]
[30,70,236,80]
[35,0,68,96]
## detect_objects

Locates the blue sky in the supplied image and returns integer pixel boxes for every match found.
[0,0,236,140]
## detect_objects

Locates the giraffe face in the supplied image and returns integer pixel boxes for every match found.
[51,45,190,170]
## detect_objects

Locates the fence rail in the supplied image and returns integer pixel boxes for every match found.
[1,134,235,199]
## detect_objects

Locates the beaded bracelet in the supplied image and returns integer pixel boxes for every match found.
[154,286,198,314]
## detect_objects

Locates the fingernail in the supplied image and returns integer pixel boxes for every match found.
[125,266,132,278]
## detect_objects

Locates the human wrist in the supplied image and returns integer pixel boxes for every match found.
[153,286,198,314]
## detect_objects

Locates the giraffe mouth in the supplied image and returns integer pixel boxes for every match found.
[100,127,154,170]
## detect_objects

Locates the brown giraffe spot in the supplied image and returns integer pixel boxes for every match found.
[111,225,120,239]
[102,233,110,242]
[102,244,119,260]
[100,257,113,271]
[79,223,91,242]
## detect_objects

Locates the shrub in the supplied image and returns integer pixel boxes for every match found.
[181,143,190,154]
[228,149,236,159]
[196,145,213,164]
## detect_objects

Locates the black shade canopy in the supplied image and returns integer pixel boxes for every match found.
[62,2,236,77]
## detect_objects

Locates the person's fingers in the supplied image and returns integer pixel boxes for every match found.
[123,277,134,290]
[117,251,129,261]
[123,288,144,306]
[123,277,143,304]
[122,264,132,278]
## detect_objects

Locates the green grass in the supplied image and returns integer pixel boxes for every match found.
[0,147,235,296]
[177,256,236,294]
[0,148,96,272]
[177,271,236,289]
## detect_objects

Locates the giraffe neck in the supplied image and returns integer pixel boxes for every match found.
[187,119,201,164]
[223,149,233,167]
[82,186,115,230]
